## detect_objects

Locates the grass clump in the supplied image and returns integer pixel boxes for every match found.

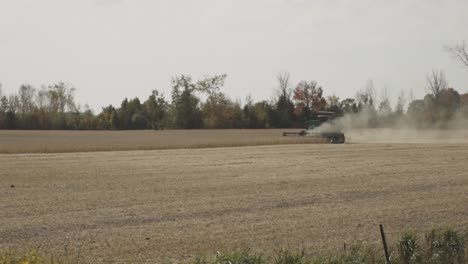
[398,233,420,264]
[421,228,465,264]
[395,228,466,264]
[311,246,383,264]
[0,250,61,264]
[193,249,265,264]
[274,248,308,264]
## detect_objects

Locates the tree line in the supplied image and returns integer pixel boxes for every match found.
[1,43,467,130]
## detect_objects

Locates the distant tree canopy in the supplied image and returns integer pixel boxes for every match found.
[1,71,467,130]
[293,80,326,122]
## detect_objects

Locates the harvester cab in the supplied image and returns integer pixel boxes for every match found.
[305,111,336,129]
[282,111,345,144]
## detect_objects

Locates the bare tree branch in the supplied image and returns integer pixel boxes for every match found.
[378,86,392,115]
[446,42,468,69]
[356,79,376,107]
[277,72,291,98]
[395,90,406,115]
[426,70,448,98]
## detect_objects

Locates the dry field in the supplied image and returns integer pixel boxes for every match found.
[0,129,322,153]
[1,129,468,153]
[1,140,468,263]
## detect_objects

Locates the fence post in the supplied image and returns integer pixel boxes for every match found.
[380,224,391,264]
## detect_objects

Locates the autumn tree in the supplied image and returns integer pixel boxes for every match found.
[98,105,118,129]
[293,80,326,121]
[169,74,231,129]
[195,74,227,96]
[202,92,236,128]
[195,74,241,128]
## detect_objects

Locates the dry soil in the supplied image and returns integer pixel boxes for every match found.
[0,129,320,153]
[1,143,467,263]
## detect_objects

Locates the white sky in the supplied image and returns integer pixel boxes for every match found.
[1,0,468,110]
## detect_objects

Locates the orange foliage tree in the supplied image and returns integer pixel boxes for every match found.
[292,81,326,119]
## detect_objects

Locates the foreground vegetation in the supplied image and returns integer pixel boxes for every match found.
[1,228,466,264]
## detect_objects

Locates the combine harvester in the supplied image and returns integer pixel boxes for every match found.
[282,111,345,144]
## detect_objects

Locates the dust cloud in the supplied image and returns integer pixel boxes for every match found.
[314,109,468,144]
[345,129,468,143]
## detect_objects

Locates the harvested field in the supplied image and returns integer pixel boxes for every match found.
[0,129,321,153]
[1,129,468,154]
[1,143,468,263]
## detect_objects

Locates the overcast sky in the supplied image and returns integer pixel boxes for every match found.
[1,0,467,110]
